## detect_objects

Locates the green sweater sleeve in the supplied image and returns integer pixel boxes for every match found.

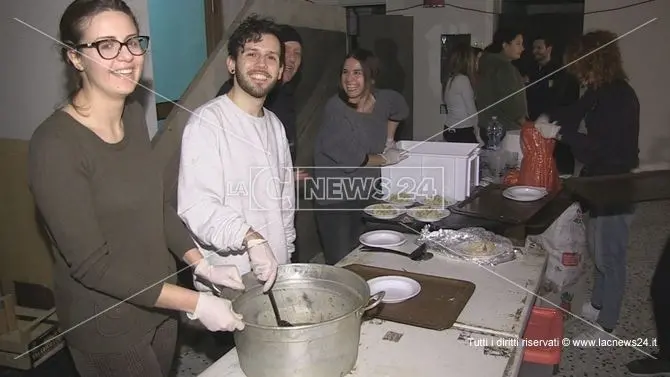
[476,57,528,130]
[163,200,197,260]
[496,63,528,126]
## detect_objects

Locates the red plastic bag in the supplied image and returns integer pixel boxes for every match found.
[518,121,560,192]
[503,168,520,185]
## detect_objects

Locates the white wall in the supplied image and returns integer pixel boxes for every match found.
[386,0,498,141]
[1,0,158,141]
[584,0,669,164]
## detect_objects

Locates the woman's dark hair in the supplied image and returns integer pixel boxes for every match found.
[59,0,138,105]
[227,14,285,66]
[338,49,379,108]
[564,30,627,89]
[485,28,523,53]
[472,46,483,56]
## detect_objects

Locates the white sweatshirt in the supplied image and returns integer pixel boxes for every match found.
[443,74,478,129]
[177,95,296,276]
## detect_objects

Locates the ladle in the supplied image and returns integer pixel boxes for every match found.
[267,289,293,327]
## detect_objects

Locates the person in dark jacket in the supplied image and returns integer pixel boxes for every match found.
[217,24,303,168]
[526,34,580,174]
[535,30,639,342]
[476,29,528,134]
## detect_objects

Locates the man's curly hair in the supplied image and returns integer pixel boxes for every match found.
[565,30,628,89]
[227,14,284,64]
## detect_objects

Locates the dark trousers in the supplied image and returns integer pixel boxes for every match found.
[554,140,575,175]
[69,318,178,377]
[652,235,670,359]
[315,201,366,265]
[443,126,479,143]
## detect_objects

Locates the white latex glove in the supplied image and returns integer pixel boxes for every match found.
[383,138,396,153]
[534,119,561,139]
[247,238,278,292]
[193,258,245,290]
[536,114,551,124]
[191,292,245,332]
[381,148,409,166]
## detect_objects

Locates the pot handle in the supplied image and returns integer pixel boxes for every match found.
[363,291,385,311]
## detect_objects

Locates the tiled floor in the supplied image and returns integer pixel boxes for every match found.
[555,200,669,377]
[2,201,667,377]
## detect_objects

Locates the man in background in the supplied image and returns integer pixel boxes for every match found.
[526,34,580,175]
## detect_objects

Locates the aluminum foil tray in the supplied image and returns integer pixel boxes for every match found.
[417,226,517,266]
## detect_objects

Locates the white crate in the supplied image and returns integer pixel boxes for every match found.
[381,140,481,201]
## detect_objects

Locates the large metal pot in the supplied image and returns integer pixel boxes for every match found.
[232,263,384,377]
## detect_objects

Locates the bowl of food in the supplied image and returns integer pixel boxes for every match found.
[406,205,450,223]
[364,203,405,220]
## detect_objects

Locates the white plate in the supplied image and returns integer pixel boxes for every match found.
[406,206,451,222]
[364,203,405,220]
[502,186,548,202]
[359,230,407,248]
[367,276,421,304]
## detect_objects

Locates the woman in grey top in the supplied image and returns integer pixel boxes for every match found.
[313,49,409,265]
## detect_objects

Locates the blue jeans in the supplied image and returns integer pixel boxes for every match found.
[587,211,635,330]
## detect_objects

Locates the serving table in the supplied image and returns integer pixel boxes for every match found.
[198,234,548,377]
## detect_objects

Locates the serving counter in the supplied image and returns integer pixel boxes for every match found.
[198,235,548,377]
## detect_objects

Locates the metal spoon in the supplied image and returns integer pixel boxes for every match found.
[267,289,293,327]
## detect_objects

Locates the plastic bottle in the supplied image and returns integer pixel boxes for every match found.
[486,116,504,150]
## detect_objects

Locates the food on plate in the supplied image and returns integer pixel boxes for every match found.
[422,195,452,207]
[389,192,415,204]
[409,206,445,221]
[461,240,497,256]
[368,204,400,217]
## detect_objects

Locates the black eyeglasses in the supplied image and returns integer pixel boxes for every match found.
[75,36,150,60]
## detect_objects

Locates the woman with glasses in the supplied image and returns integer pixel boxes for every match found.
[28,1,246,375]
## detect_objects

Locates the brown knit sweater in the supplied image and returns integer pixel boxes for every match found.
[28,100,195,352]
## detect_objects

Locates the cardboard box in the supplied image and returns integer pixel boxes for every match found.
[0,281,63,370]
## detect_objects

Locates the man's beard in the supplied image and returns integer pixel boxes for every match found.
[236,69,276,99]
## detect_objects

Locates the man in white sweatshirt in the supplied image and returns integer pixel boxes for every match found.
[178,15,295,294]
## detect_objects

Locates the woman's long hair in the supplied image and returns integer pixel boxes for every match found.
[446,43,476,90]
[564,30,628,89]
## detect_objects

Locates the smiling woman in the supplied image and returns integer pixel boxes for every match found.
[313,49,410,265]
[27,1,247,376]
